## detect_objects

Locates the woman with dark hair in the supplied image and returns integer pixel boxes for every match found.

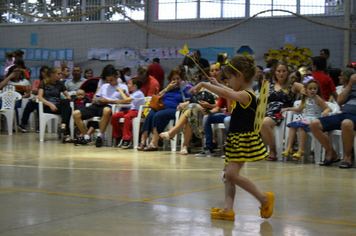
[0,65,31,125]
[138,68,192,152]
[84,68,93,79]
[18,65,50,133]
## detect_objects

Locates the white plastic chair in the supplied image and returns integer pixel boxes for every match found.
[39,101,74,141]
[132,97,151,149]
[0,91,22,135]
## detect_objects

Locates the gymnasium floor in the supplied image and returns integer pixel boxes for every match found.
[0,132,355,236]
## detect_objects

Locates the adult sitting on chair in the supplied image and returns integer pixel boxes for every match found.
[38,66,72,141]
[18,65,49,133]
[310,70,356,168]
[0,65,31,125]
[138,68,191,151]
[260,61,304,161]
[73,65,128,147]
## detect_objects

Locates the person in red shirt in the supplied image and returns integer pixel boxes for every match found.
[148,58,165,90]
[311,56,337,102]
[131,66,159,96]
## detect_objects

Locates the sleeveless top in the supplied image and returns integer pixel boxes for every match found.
[229,90,256,133]
[303,96,323,121]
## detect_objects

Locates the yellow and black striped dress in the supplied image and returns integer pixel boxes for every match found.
[225,90,268,164]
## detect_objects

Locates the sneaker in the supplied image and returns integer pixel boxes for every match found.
[195,148,215,157]
[18,124,27,133]
[116,137,123,148]
[95,136,103,147]
[75,137,91,146]
[121,140,132,149]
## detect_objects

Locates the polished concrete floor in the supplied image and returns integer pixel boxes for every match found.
[0,131,355,236]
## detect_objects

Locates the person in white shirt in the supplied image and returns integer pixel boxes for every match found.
[73,65,128,147]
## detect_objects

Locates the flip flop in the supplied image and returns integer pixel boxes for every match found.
[180,149,188,155]
[266,156,277,161]
[339,161,352,169]
[319,158,341,166]
[159,132,174,141]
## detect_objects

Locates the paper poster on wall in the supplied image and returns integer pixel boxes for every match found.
[20,48,27,60]
[285,34,296,44]
[42,49,49,61]
[57,49,66,60]
[115,50,126,66]
[29,66,38,78]
[35,49,42,60]
[49,50,57,61]
[66,49,74,61]
[124,49,138,59]
[0,49,5,61]
[54,60,74,71]
[0,64,5,75]
[31,33,38,46]
[27,49,35,61]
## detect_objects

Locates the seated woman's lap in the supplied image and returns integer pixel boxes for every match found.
[143,108,177,134]
[319,113,356,132]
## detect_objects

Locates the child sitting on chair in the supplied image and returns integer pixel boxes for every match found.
[73,89,91,110]
[111,77,145,148]
[281,79,331,160]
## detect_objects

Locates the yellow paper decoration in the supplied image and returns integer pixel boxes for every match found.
[254,81,269,133]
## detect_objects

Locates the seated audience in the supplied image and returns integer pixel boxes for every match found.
[130,66,159,96]
[73,65,128,147]
[158,64,221,155]
[138,68,191,151]
[65,66,85,93]
[260,61,303,161]
[311,56,337,102]
[310,71,356,168]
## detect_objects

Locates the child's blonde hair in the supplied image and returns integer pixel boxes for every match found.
[301,79,322,108]
[225,55,256,83]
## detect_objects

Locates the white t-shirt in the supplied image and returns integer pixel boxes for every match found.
[7,79,31,86]
[96,83,128,106]
[130,89,145,110]
[97,78,122,88]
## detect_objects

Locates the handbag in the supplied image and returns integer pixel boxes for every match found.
[149,87,165,111]
[189,90,215,107]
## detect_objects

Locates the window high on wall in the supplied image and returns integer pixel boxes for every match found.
[156,0,344,20]
[0,0,145,23]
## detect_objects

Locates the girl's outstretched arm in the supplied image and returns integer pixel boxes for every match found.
[194,82,250,105]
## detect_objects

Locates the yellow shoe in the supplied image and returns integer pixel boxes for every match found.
[260,191,275,219]
[211,207,222,212]
[281,147,293,158]
[211,210,235,220]
[292,149,305,160]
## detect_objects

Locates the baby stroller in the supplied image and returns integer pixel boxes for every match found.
[78,77,100,99]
